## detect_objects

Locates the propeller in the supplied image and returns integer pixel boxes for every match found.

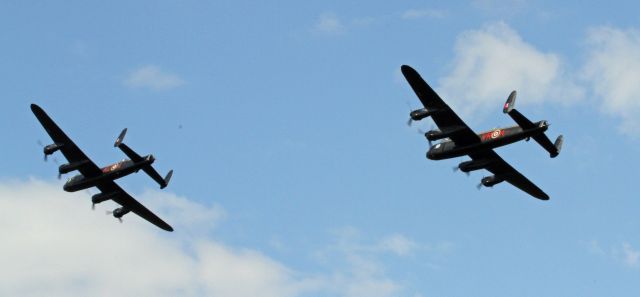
[37,140,59,164]
[37,140,48,161]
[405,101,414,126]
[419,125,436,147]
[476,182,483,190]
[452,166,470,177]
[92,203,96,211]
[105,210,123,223]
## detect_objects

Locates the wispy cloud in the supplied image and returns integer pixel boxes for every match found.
[378,234,417,256]
[124,65,185,91]
[620,243,640,267]
[587,240,639,268]
[313,13,346,35]
[582,27,640,136]
[401,9,447,20]
[437,22,583,118]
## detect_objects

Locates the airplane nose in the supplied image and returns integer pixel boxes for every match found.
[426,150,433,160]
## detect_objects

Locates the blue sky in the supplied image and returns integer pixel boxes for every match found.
[1,1,639,296]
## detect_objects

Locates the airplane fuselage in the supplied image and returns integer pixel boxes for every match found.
[63,155,154,192]
[427,121,548,160]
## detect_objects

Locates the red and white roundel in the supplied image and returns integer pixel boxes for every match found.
[491,129,502,139]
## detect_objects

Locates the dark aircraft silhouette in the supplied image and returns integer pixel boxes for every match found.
[31,104,174,231]
[401,65,563,200]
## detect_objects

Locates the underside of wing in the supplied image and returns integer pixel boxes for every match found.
[97,182,174,232]
[469,150,549,200]
[31,104,103,177]
[401,65,480,146]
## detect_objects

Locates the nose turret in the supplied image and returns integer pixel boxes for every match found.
[426,150,435,160]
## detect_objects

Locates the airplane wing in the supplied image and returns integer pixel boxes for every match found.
[469,150,549,200]
[31,104,103,178]
[401,65,481,146]
[96,182,174,232]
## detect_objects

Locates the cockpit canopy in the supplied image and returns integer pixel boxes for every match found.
[66,174,84,183]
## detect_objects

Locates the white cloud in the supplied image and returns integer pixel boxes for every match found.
[0,179,419,297]
[401,9,446,20]
[313,13,345,35]
[124,65,185,91]
[582,27,640,136]
[622,243,640,267]
[587,240,639,268]
[378,234,417,256]
[437,22,583,118]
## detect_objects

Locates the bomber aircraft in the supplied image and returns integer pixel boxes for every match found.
[31,104,174,231]
[401,65,563,200]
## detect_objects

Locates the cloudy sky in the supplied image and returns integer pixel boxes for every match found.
[1,1,638,296]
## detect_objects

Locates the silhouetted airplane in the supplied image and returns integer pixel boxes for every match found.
[31,104,174,231]
[402,65,563,200]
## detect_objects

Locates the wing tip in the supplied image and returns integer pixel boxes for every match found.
[159,223,174,232]
[400,64,416,75]
[536,193,550,200]
[30,103,42,113]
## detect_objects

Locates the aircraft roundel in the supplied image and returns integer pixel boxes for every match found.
[491,129,502,139]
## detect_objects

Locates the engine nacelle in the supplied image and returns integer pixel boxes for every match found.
[92,192,118,205]
[481,175,506,187]
[425,126,464,141]
[112,207,131,218]
[59,160,90,175]
[458,159,493,173]
[44,143,63,156]
[410,108,441,121]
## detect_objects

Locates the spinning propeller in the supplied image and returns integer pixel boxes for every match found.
[37,140,58,164]
[105,210,123,223]
[452,166,470,177]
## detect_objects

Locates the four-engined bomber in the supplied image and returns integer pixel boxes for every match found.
[402,65,562,200]
[31,104,174,231]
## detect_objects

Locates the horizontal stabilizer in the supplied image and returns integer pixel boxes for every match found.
[143,167,173,189]
[502,91,562,158]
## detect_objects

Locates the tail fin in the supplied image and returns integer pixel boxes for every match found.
[503,91,517,113]
[551,135,563,158]
[502,91,562,158]
[115,128,127,147]
[162,170,173,189]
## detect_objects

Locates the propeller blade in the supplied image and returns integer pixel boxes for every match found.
[57,173,62,180]
[407,118,413,127]
[91,203,95,211]
[476,183,483,190]
[118,217,123,223]
[44,154,48,162]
